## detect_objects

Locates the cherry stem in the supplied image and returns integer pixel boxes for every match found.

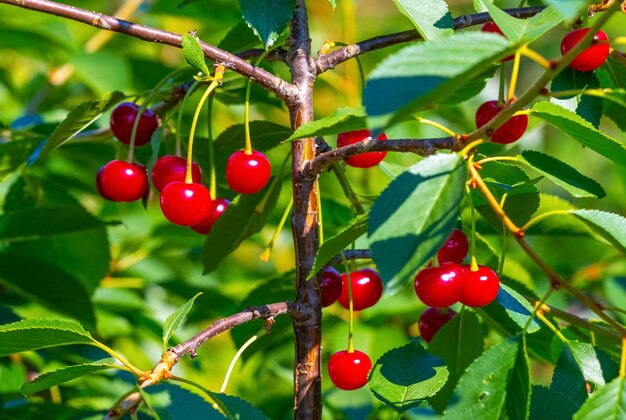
[507,50,522,101]
[186,78,220,184]
[244,47,277,155]
[465,179,478,271]
[331,163,365,216]
[519,45,552,69]
[520,210,571,233]
[92,342,145,377]
[325,41,366,96]
[536,311,569,343]
[340,253,355,353]
[475,156,520,165]
[498,64,506,107]
[207,93,216,197]
[458,139,484,157]
[523,287,553,332]
[260,197,293,262]
[316,181,324,245]
[414,117,457,137]
[220,328,267,393]
[176,80,201,157]
[620,337,626,379]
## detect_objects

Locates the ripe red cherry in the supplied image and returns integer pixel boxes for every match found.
[328,350,372,390]
[226,150,271,194]
[96,160,148,202]
[321,267,342,307]
[475,100,528,144]
[419,307,457,343]
[151,156,202,192]
[481,22,513,61]
[160,182,212,226]
[337,130,387,168]
[438,229,469,264]
[459,265,500,307]
[414,263,464,308]
[338,268,383,311]
[110,102,159,146]
[561,29,609,72]
[190,198,230,234]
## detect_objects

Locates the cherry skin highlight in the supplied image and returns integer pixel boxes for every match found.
[96,160,148,202]
[414,262,464,308]
[110,102,159,146]
[338,268,383,311]
[561,29,610,72]
[336,130,387,168]
[419,307,457,343]
[226,150,271,194]
[160,182,212,226]
[321,267,342,307]
[459,265,500,307]
[438,229,469,264]
[481,22,514,61]
[328,350,372,390]
[475,100,528,144]
[191,198,230,234]
[151,155,202,192]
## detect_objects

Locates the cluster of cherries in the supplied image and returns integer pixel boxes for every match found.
[475,24,610,145]
[96,102,272,233]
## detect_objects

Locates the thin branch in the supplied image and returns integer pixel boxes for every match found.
[329,249,372,266]
[237,48,288,63]
[316,7,545,73]
[104,301,305,419]
[304,137,460,176]
[0,0,296,101]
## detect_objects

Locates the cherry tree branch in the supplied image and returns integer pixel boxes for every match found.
[329,249,372,266]
[0,0,296,101]
[316,7,546,73]
[105,301,306,419]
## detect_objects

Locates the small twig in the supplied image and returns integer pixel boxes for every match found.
[329,249,372,265]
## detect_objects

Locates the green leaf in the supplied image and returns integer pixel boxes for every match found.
[287,107,366,141]
[524,194,589,237]
[162,292,202,353]
[0,252,96,327]
[506,336,532,420]
[442,337,521,419]
[209,392,270,420]
[519,150,605,198]
[391,0,453,40]
[0,138,42,181]
[27,91,126,164]
[369,341,449,412]
[542,0,589,20]
[551,342,607,405]
[21,359,117,395]
[0,319,95,357]
[530,386,580,420]
[428,310,486,412]
[238,0,295,48]
[0,207,114,242]
[364,32,511,131]
[327,0,337,9]
[494,283,541,333]
[573,376,626,420]
[477,2,563,43]
[218,21,261,53]
[572,210,626,254]
[141,383,225,419]
[531,101,626,168]
[202,177,282,273]
[182,33,211,76]
[308,213,368,279]
[369,154,466,293]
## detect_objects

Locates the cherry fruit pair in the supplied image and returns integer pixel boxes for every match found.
[320,267,383,310]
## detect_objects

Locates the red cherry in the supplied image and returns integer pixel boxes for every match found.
[190,198,230,234]
[110,102,159,146]
[438,229,469,264]
[151,155,202,192]
[414,263,464,308]
[475,100,528,144]
[321,267,342,307]
[481,22,513,61]
[418,307,457,343]
[328,350,372,390]
[160,182,212,226]
[96,160,148,202]
[226,150,271,194]
[459,265,500,307]
[561,29,609,72]
[337,130,387,168]
[337,268,383,311]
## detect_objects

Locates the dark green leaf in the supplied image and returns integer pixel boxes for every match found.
[0,207,114,242]
[531,101,626,167]
[209,392,270,420]
[162,292,203,353]
[494,284,541,333]
[369,341,449,412]
[0,138,42,181]
[364,32,511,130]
[573,376,626,419]
[141,383,225,419]
[428,309,485,412]
[218,21,261,53]
[27,91,126,164]
[369,154,466,294]
[520,150,605,198]
[21,359,117,395]
[551,341,606,405]
[182,33,211,76]
[530,386,580,420]
[477,2,562,43]
[572,210,626,254]
[308,213,368,279]
[0,319,95,357]
[238,0,295,48]
[202,177,283,273]
[506,336,532,420]
[391,0,453,40]
[287,107,366,141]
